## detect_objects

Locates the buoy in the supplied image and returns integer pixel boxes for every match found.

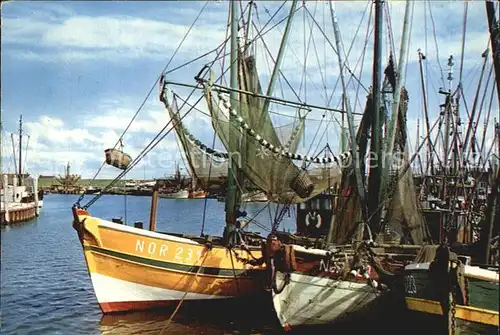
[305,212,322,228]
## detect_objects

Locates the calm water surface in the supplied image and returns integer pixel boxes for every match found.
[1,194,420,335]
[0,194,296,335]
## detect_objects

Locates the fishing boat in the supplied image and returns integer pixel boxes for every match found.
[241,190,268,203]
[159,188,189,199]
[85,186,102,195]
[158,163,190,199]
[404,245,499,334]
[402,2,500,333]
[1,115,42,225]
[188,189,206,199]
[70,1,498,325]
[404,137,500,334]
[72,0,348,315]
[260,0,433,329]
[71,0,295,314]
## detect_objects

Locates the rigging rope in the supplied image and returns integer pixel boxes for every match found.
[328,1,372,113]
[427,1,446,88]
[158,250,210,335]
[256,9,303,102]
[364,115,442,226]
[304,6,367,95]
[82,99,197,209]
[458,1,468,90]
[479,76,497,162]
[22,135,30,176]
[76,0,212,205]
[200,4,233,238]
[465,60,493,163]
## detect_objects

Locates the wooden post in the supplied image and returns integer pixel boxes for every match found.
[149,182,159,232]
[3,174,10,223]
[12,175,18,203]
[34,176,39,216]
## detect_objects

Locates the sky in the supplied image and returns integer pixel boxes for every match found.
[1,0,498,180]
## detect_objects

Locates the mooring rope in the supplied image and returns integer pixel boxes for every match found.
[158,249,210,335]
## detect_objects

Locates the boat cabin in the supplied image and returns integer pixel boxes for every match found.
[296,192,336,238]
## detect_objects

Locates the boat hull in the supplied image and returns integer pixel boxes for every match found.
[242,191,268,203]
[270,245,385,328]
[272,271,377,327]
[74,213,266,314]
[404,262,499,334]
[159,190,189,199]
[188,191,206,199]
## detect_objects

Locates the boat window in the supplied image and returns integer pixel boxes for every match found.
[299,202,306,210]
[311,199,319,210]
[324,198,331,210]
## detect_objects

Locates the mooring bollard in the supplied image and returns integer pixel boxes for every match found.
[34,177,39,216]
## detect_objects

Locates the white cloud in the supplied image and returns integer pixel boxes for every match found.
[9,106,184,178]
[2,1,497,179]
[3,13,226,62]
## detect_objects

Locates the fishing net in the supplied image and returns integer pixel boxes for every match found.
[164,95,228,188]
[381,89,429,245]
[383,149,428,245]
[329,167,364,244]
[205,55,342,204]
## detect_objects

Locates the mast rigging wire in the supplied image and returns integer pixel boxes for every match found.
[200,2,233,237]
[83,94,201,209]
[479,78,497,163]
[80,0,212,195]
[83,14,242,209]
[427,0,446,88]
[458,1,468,91]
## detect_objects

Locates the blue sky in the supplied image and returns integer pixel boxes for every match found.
[1,1,498,179]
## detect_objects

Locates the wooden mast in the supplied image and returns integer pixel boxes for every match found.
[224,0,240,243]
[418,50,434,174]
[486,0,500,106]
[367,0,384,235]
[483,0,500,263]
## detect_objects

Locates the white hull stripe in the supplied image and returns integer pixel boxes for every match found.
[90,273,234,303]
[405,263,499,282]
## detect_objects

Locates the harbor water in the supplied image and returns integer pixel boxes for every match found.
[2,195,437,334]
[1,194,292,334]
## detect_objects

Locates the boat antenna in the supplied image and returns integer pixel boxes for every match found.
[18,115,23,186]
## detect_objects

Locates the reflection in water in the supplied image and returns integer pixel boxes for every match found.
[99,300,280,335]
